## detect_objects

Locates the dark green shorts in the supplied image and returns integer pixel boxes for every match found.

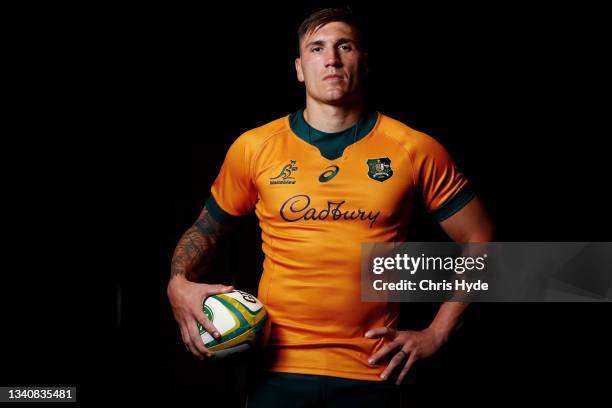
[246,372,401,408]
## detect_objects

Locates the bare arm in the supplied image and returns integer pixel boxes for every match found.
[367,196,495,384]
[439,196,494,243]
[170,206,233,281]
[431,196,495,339]
[168,206,236,359]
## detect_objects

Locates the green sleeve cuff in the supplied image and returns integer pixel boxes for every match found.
[205,195,241,225]
[432,184,476,222]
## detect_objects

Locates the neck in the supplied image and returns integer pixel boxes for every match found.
[303,98,364,133]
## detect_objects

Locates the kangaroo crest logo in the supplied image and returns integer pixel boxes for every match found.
[367,157,393,182]
[270,160,299,185]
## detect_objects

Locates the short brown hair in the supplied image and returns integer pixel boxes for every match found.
[297,8,367,53]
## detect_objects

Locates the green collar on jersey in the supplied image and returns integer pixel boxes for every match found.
[289,109,378,161]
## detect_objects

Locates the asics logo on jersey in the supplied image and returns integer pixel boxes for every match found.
[319,165,340,183]
[270,160,299,185]
[280,194,380,228]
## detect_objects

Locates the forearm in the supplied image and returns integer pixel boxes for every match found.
[432,198,494,339]
[428,301,468,342]
[170,207,228,281]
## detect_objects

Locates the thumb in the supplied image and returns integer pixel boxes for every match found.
[219,284,235,292]
[208,284,234,295]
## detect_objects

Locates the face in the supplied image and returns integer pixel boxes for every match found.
[295,21,366,106]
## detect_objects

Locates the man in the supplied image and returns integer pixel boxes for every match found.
[168,8,494,408]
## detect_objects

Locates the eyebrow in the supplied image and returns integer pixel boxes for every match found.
[303,37,355,49]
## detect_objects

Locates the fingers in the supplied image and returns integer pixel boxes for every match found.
[169,282,234,360]
[195,285,234,339]
[185,284,234,358]
[179,324,190,349]
[178,311,213,359]
[196,284,234,341]
[179,322,205,359]
[196,310,221,341]
[367,341,400,365]
[364,327,397,341]
[186,316,211,358]
[379,349,410,381]
[395,353,418,385]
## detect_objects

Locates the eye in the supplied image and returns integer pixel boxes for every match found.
[339,44,353,52]
[310,46,323,53]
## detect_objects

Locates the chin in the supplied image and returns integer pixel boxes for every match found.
[326,91,362,106]
[308,88,359,106]
[322,90,349,102]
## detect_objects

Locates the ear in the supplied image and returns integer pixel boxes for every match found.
[295,57,305,82]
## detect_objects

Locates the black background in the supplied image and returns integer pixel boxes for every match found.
[3,2,611,406]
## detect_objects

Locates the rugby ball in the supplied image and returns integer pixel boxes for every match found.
[197,289,270,358]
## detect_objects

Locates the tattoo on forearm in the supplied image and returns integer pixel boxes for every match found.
[171,207,231,280]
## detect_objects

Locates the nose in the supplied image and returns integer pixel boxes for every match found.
[324,48,342,68]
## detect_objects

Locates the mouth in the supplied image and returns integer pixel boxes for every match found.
[323,74,344,81]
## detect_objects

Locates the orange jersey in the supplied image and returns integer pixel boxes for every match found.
[209,112,473,381]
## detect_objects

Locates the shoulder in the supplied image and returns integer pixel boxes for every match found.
[377,114,447,156]
[232,115,291,154]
